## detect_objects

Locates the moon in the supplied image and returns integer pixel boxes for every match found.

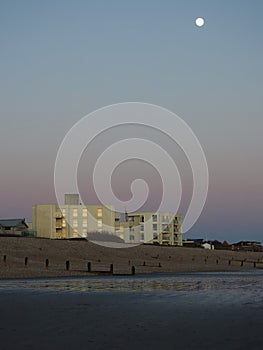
[195,17,205,27]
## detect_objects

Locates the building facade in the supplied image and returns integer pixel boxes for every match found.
[115,212,183,246]
[32,195,115,239]
[32,194,183,245]
[0,218,28,236]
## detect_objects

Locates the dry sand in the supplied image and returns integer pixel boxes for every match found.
[1,237,263,279]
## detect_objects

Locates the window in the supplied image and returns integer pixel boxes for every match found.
[152,215,157,222]
[97,219,102,228]
[140,224,144,231]
[82,230,87,237]
[62,219,66,228]
[82,208,88,217]
[162,224,169,232]
[72,209,78,217]
[153,224,157,231]
[62,209,66,216]
[73,229,78,235]
[140,216,144,222]
[162,215,169,222]
[97,208,102,218]
[129,226,134,232]
[140,233,144,240]
[130,235,135,241]
[83,219,87,228]
[73,219,78,228]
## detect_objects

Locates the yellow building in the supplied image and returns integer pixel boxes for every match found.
[32,194,115,239]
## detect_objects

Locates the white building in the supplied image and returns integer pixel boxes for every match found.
[115,212,183,246]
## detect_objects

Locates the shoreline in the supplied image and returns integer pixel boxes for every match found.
[1,268,262,282]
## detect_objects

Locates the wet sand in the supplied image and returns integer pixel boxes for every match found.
[0,237,263,278]
[0,287,262,350]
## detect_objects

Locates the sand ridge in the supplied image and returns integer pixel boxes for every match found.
[0,237,263,279]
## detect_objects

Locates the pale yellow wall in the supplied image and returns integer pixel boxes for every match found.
[33,204,115,239]
[32,204,56,239]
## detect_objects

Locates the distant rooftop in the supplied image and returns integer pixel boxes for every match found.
[0,218,28,228]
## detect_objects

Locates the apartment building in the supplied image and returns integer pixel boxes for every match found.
[32,194,115,239]
[115,212,183,246]
[32,194,183,244]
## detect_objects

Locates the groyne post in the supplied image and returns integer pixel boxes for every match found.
[66,260,70,270]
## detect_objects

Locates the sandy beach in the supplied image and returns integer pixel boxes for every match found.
[0,237,262,279]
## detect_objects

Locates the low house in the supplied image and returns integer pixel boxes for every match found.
[183,239,204,248]
[202,242,214,250]
[232,241,262,252]
[0,218,28,237]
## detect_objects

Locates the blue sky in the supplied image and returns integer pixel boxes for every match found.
[0,0,262,242]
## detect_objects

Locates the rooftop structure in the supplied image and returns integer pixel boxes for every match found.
[0,218,28,236]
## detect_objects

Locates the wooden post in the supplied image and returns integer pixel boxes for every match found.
[45,259,49,269]
[158,262,161,267]
[254,262,256,268]
[25,257,28,266]
[216,259,219,265]
[131,266,135,275]
[229,260,231,265]
[66,260,70,270]
[143,261,146,266]
[3,255,6,264]
[87,262,91,272]
[240,260,243,267]
[110,264,113,274]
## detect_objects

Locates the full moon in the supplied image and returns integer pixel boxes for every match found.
[195,17,205,27]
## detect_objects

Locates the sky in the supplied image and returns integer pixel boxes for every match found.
[0,0,262,243]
